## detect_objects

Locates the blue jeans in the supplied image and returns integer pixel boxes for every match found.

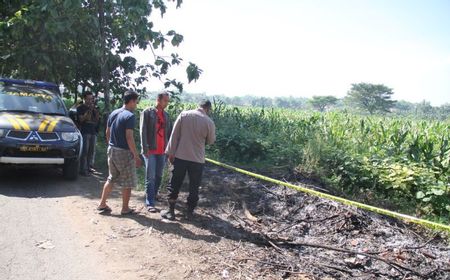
[144,154,166,207]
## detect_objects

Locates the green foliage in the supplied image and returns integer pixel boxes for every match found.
[309,95,338,112]
[346,82,396,114]
[186,62,203,83]
[215,129,270,162]
[0,0,202,111]
[207,104,450,223]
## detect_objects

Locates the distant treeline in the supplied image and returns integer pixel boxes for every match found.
[144,91,449,121]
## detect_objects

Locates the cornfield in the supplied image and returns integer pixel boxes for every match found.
[139,99,449,222]
[205,102,450,223]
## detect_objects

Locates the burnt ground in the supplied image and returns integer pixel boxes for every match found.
[1,163,448,280]
[182,164,450,279]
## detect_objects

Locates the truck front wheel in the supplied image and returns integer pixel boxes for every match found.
[63,158,79,180]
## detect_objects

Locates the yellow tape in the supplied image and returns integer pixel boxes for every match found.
[206,158,450,232]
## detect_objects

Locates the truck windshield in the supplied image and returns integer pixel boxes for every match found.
[0,84,66,115]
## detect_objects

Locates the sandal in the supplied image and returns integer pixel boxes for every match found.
[97,205,112,213]
[120,209,136,215]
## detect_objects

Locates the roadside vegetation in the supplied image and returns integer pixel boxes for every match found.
[206,103,449,224]
[75,85,450,226]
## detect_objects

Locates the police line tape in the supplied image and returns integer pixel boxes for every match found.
[205,158,450,233]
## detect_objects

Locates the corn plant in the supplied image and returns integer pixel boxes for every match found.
[207,103,450,222]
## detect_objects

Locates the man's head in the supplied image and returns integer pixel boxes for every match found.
[123,90,139,111]
[83,91,94,107]
[199,99,212,115]
[156,92,170,110]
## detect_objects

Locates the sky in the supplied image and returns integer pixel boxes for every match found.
[133,0,450,105]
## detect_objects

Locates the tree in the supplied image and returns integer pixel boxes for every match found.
[393,100,415,115]
[309,95,338,112]
[0,0,202,112]
[346,83,396,114]
[0,1,92,87]
[274,97,290,108]
[251,97,273,108]
[415,100,434,118]
[229,96,244,106]
[437,103,450,120]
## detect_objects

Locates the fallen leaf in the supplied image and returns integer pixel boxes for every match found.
[35,240,55,250]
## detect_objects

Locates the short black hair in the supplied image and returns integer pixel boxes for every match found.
[123,90,139,104]
[83,91,93,99]
[157,92,170,100]
[199,99,212,110]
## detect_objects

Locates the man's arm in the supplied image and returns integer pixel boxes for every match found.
[139,110,147,155]
[126,129,139,158]
[93,108,100,123]
[77,106,87,123]
[165,113,182,163]
[105,126,111,144]
[206,121,216,145]
[126,129,142,166]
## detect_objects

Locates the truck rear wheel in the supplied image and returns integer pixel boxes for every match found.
[63,158,79,180]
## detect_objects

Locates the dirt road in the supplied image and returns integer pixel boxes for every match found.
[0,165,449,280]
[0,167,108,280]
[0,167,227,280]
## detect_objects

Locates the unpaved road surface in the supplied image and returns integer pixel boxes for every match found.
[0,166,228,280]
[1,165,449,280]
[0,167,107,280]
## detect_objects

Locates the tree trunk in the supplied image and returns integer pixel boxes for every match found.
[97,0,110,113]
[73,76,79,105]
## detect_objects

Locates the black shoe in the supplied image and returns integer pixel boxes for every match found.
[185,211,194,221]
[147,206,159,213]
[161,209,176,221]
[185,205,195,220]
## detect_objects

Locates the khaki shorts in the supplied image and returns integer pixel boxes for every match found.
[107,146,137,189]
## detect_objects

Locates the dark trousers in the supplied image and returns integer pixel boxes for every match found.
[167,158,204,210]
[80,133,96,174]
